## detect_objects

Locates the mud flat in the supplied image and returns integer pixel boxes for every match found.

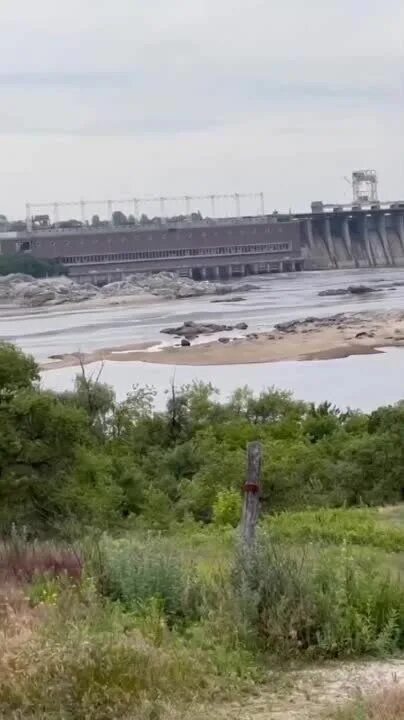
[41,310,404,369]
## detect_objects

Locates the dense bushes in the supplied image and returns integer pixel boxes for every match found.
[2,342,404,535]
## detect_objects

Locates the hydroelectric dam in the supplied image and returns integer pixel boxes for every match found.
[2,170,404,282]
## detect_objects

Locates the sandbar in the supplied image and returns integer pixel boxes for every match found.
[41,310,404,369]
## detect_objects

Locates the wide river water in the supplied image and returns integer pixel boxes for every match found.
[3,268,404,411]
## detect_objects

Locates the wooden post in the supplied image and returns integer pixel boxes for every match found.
[241,442,262,545]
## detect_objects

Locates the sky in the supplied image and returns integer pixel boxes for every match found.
[0,0,403,220]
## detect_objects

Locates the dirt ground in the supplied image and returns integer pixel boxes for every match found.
[194,660,404,719]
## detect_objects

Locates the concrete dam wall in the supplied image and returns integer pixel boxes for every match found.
[302,211,404,270]
[3,207,404,279]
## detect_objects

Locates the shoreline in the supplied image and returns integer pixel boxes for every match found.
[0,292,165,318]
[41,309,404,370]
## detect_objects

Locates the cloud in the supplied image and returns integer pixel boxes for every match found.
[0,57,401,136]
[0,0,403,215]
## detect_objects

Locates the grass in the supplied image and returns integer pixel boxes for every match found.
[265,507,404,552]
[0,603,214,720]
[3,508,404,717]
[330,687,404,719]
[0,535,83,582]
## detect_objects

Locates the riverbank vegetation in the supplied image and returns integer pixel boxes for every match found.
[2,342,404,717]
[0,255,65,278]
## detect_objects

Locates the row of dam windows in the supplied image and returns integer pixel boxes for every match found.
[61,242,291,264]
[46,224,286,245]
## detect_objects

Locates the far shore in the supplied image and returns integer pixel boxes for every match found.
[0,292,164,318]
[41,309,404,370]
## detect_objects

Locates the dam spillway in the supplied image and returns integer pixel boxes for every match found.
[299,206,404,270]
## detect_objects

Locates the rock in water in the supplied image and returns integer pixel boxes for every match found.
[181,338,191,347]
[318,285,378,297]
[211,296,246,303]
[347,285,377,295]
[161,320,248,337]
[318,288,350,297]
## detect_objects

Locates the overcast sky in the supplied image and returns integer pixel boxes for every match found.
[1,0,403,219]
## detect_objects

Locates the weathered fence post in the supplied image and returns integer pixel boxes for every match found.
[241,441,262,545]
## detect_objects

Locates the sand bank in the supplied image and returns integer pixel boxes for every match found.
[41,310,404,369]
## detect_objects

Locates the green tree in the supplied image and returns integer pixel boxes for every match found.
[0,389,90,532]
[0,343,39,394]
[0,255,65,278]
[112,211,127,226]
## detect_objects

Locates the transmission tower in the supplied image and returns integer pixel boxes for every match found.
[352,169,379,203]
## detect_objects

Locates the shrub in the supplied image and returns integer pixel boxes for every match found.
[96,536,200,622]
[213,490,242,527]
[232,536,404,658]
[141,488,176,530]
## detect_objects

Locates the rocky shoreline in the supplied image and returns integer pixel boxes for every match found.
[0,272,260,307]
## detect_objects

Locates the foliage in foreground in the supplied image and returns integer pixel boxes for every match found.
[96,533,404,660]
[2,528,404,718]
[0,599,214,720]
[232,536,404,658]
[4,344,404,717]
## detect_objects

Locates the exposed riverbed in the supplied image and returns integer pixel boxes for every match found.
[2,267,404,410]
[3,268,404,360]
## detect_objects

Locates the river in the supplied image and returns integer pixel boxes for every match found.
[2,267,404,411]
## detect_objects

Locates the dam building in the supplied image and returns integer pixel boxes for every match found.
[1,171,404,281]
[0,215,304,284]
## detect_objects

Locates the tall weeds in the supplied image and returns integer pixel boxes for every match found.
[231,535,404,658]
[96,535,201,622]
[0,602,211,720]
[0,527,82,583]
